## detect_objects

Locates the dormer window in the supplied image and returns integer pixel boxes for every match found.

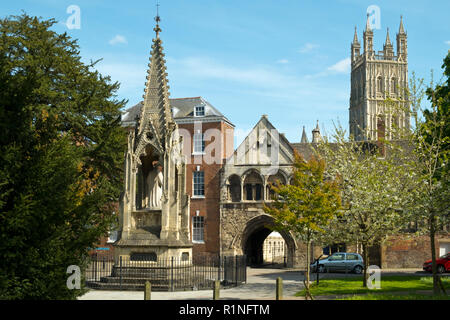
[195,105,205,117]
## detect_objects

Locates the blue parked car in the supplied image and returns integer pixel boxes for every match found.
[310,252,364,274]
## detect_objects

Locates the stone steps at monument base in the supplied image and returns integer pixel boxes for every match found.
[86,281,168,291]
[86,280,213,292]
[86,275,217,291]
[95,276,214,286]
[110,267,195,278]
[100,276,171,285]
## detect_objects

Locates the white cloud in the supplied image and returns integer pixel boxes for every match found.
[276,59,289,64]
[94,61,145,93]
[89,54,350,135]
[445,40,450,45]
[109,35,128,45]
[327,57,351,73]
[299,43,319,53]
[168,56,314,93]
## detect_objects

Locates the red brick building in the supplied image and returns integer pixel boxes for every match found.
[172,97,234,256]
[122,97,234,257]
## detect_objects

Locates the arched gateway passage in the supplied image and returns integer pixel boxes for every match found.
[241,214,296,267]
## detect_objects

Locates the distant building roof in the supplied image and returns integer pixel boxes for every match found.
[290,143,316,161]
[121,97,234,128]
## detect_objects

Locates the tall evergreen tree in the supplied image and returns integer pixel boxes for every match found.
[0,14,127,299]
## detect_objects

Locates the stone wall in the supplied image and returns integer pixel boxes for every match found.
[220,202,308,268]
[382,234,450,268]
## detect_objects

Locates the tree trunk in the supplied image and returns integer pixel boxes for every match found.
[429,213,441,295]
[362,243,369,287]
[305,240,310,299]
[303,238,314,300]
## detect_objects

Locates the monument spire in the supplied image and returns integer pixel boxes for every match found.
[138,3,175,149]
[154,1,161,38]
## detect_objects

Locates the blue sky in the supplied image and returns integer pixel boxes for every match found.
[2,0,449,143]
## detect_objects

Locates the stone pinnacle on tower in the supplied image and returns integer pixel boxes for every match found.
[396,15,408,60]
[365,13,372,32]
[385,27,391,45]
[353,26,359,44]
[399,15,406,34]
[364,13,374,55]
[312,121,322,143]
[352,26,361,62]
[384,27,394,57]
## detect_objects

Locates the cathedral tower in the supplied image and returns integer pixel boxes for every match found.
[349,15,410,141]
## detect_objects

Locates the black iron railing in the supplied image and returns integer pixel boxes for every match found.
[85,253,246,291]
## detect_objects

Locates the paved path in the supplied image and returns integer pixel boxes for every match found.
[78,267,427,300]
[79,268,306,300]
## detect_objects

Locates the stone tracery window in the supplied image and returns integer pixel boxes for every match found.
[243,171,263,201]
[391,78,397,94]
[227,175,241,202]
[267,172,286,200]
[377,76,383,93]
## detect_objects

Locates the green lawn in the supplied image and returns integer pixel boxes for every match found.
[338,293,450,300]
[296,275,450,298]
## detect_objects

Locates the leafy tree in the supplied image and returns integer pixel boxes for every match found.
[424,53,450,169]
[406,53,450,295]
[264,152,342,299]
[0,14,127,299]
[316,125,414,287]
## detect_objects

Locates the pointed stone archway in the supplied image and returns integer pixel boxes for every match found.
[241,214,296,267]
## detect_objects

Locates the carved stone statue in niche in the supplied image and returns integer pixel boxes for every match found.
[146,161,163,209]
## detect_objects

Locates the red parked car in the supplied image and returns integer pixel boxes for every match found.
[423,253,450,273]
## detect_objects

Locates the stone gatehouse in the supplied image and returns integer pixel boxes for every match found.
[218,115,319,268]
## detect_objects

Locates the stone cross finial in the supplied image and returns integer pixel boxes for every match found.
[154,1,161,38]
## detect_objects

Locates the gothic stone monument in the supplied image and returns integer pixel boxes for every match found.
[114,17,192,263]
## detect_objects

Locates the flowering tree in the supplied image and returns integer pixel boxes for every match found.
[316,125,414,287]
